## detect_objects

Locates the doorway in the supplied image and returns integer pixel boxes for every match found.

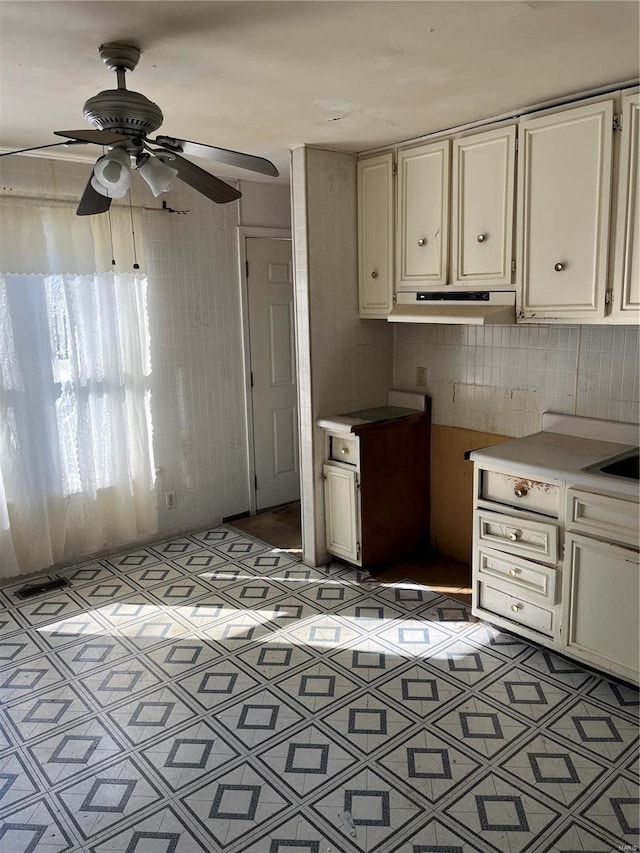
[244,236,300,512]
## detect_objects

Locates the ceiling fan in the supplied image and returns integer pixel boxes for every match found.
[0,42,279,215]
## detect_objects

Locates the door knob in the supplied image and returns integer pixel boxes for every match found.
[554,262,565,272]
[476,234,486,243]
[417,238,426,247]
[370,270,378,279]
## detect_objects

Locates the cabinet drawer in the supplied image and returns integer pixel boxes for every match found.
[328,434,359,465]
[476,509,558,564]
[566,488,639,548]
[478,582,554,636]
[480,469,560,516]
[475,546,557,603]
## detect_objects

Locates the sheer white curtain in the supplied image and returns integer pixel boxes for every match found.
[0,198,157,577]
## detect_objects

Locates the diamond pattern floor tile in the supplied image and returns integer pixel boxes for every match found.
[0,524,638,853]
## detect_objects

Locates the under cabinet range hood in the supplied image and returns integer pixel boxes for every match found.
[388,291,516,325]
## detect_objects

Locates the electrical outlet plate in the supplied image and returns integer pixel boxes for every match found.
[416,366,427,386]
[165,490,177,509]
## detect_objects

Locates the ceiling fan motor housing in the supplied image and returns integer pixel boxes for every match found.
[83,88,164,137]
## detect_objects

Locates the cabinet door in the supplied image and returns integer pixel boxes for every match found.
[397,140,450,288]
[517,100,614,321]
[358,153,394,318]
[611,90,640,323]
[561,533,639,683]
[452,125,516,286]
[323,464,360,564]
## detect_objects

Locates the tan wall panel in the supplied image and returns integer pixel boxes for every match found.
[430,425,510,564]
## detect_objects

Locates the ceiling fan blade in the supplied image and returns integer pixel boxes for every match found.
[153,135,279,177]
[76,173,112,216]
[54,129,129,146]
[157,150,242,204]
[0,140,88,158]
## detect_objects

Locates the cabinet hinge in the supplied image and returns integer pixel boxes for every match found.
[515,138,519,151]
[605,289,613,305]
[355,477,361,491]
[511,259,516,274]
[356,542,361,559]
[613,114,622,132]
[392,161,398,176]
[246,260,250,277]
[392,293,398,305]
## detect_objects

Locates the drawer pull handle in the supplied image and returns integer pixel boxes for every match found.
[508,531,521,541]
[371,270,378,279]
[476,233,486,243]
[508,568,520,577]
[511,603,521,613]
[554,262,565,272]
[514,486,528,498]
[340,447,350,456]
[417,238,426,247]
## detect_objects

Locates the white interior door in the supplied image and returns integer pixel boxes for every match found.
[247,237,300,511]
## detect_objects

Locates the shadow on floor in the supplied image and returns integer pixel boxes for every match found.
[229,501,471,606]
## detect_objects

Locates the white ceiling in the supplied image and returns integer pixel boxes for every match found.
[1,1,638,183]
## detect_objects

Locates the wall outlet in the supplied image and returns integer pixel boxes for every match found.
[165,490,177,509]
[416,366,428,387]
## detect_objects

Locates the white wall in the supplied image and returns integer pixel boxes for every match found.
[394,323,639,435]
[0,154,289,557]
[291,146,394,565]
[239,180,291,229]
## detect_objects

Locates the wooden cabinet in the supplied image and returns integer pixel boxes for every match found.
[560,486,639,683]
[562,533,639,683]
[397,140,450,289]
[472,466,562,645]
[357,153,394,318]
[471,456,639,684]
[516,99,614,322]
[610,89,640,322]
[323,463,360,564]
[320,404,431,570]
[451,125,516,286]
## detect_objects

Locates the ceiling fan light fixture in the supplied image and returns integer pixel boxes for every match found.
[93,147,131,196]
[137,153,178,197]
[90,173,129,199]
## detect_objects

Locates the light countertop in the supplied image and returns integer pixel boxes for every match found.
[470,414,639,499]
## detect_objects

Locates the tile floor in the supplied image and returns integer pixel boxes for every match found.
[0,525,637,853]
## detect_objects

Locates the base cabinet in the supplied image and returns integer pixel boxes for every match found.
[561,533,639,683]
[322,464,360,564]
[472,461,639,684]
[320,404,431,570]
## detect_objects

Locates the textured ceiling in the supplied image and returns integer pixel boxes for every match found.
[1,1,638,182]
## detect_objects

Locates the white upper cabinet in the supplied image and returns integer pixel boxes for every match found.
[357,152,394,318]
[610,89,640,322]
[451,125,516,286]
[397,140,450,289]
[516,99,614,322]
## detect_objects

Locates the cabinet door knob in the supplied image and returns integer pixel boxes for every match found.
[511,603,521,613]
[476,233,486,243]
[508,530,521,541]
[370,270,378,279]
[508,568,520,577]
[554,262,565,272]
[340,447,350,456]
[417,238,426,247]
[514,486,528,498]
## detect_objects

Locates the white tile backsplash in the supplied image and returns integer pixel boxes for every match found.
[394,322,639,436]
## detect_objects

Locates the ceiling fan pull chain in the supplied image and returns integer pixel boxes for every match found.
[128,190,140,270]
[107,205,116,267]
